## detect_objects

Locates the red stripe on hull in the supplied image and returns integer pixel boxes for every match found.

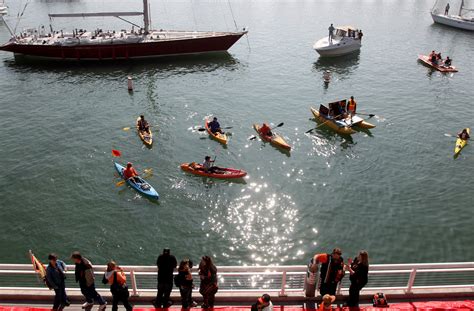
[0,33,245,60]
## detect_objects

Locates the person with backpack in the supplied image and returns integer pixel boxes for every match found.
[71,251,107,310]
[102,261,133,311]
[46,253,70,310]
[199,256,218,308]
[175,259,197,309]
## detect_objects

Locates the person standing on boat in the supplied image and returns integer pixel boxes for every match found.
[357,30,363,41]
[345,251,369,307]
[71,252,107,311]
[154,248,177,308]
[328,24,335,43]
[310,248,345,296]
[445,3,450,15]
[347,96,357,115]
[46,253,69,311]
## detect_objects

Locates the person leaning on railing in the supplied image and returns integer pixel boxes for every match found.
[311,248,345,296]
[199,256,218,308]
[46,253,70,311]
[102,261,133,311]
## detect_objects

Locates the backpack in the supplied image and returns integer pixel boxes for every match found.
[174,273,182,287]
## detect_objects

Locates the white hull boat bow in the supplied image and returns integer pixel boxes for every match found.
[313,26,362,57]
[430,0,474,31]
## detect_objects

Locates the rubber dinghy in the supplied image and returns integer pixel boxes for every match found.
[181,163,247,179]
[114,162,159,200]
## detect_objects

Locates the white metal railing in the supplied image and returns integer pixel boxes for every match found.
[0,262,473,297]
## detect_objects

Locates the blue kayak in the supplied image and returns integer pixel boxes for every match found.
[114,162,159,200]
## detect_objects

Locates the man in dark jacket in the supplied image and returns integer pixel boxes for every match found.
[311,248,345,296]
[71,251,107,310]
[153,248,177,308]
[46,253,69,310]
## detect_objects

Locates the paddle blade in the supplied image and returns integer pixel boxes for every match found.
[143,168,153,174]
[276,122,284,127]
[305,128,315,134]
[115,180,126,187]
[444,133,454,138]
[197,128,207,132]
[248,136,257,141]
[112,149,121,157]
[123,127,131,131]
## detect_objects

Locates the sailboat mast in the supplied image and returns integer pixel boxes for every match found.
[143,0,150,34]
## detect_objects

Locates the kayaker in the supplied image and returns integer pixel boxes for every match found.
[258,123,273,137]
[138,115,150,133]
[444,56,452,67]
[123,162,140,183]
[201,156,221,173]
[347,96,357,115]
[458,129,470,140]
[209,117,223,134]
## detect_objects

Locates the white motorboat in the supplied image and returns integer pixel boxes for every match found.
[431,0,474,31]
[313,26,362,57]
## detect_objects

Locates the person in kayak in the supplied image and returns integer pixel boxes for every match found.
[201,156,222,173]
[458,129,470,140]
[258,123,273,137]
[123,162,140,183]
[444,56,452,67]
[209,117,223,134]
[138,115,150,134]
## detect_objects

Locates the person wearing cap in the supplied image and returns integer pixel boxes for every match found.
[251,294,273,311]
[153,248,177,308]
[71,251,107,311]
[123,162,140,183]
[138,115,150,134]
[318,294,336,311]
[311,248,345,296]
[209,117,223,134]
[46,253,69,310]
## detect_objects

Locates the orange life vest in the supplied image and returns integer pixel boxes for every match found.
[347,99,356,113]
[106,269,127,286]
[259,124,272,136]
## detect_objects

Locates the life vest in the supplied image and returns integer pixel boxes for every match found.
[123,167,138,179]
[347,99,356,113]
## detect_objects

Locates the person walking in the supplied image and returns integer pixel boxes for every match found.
[153,248,177,308]
[175,259,197,309]
[251,294,273,311]
[46,253,69,310]
[71,252,107,310]
[345,251,369,307]
[328,24,335,43]
[199,256,218,308]
[311,248,345,296]
[102,261,133,311]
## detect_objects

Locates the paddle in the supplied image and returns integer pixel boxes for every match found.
[353,112,376,118]
[249,122,284,140]
[197,126,233,132]
[123,125,157,131]
[305,114,342,134]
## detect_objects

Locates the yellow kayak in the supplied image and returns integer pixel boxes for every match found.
[253,124,291,151]
[136,117,153,146]
[454,128,470,156]
[205,119,228,145]
[310,107,356,135]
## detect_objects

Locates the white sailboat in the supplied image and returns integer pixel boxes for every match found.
[431,0,474,31]
[0,0,7,16]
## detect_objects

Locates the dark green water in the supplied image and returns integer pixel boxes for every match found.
[0,0,473,266]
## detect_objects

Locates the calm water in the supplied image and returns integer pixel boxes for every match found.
[0,0,473,266]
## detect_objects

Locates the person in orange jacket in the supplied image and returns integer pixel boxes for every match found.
[259,123,273,137]
[311,248,345,296]
[102,261,133,311]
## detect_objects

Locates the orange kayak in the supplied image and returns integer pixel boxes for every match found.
[253,124,291,150]
[180,163,246,179]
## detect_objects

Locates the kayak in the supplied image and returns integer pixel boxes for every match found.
[180,163,247,179]
[454,128,470,156]
[418,55,458,73]
[114,162,159,200]
[253,124,291,150]
[205,119,228,145]
[310,107,356,135]
[348,114,376,129]
[136,117,153,146]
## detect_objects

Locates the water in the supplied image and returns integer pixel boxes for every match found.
[0,0,473,267]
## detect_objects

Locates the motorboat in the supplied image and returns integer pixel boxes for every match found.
[431,0,474,31]
[0,0,247,61]
[0,0,7,16]
[313,26,362,57]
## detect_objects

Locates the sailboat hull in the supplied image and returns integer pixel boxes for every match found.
[0,32,247,60]
[431,12,474,31]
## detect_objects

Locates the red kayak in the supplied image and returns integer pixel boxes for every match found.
[418,54,458,72]
[180,163,247,179]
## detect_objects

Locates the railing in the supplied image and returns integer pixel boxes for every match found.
[0,262,473,297]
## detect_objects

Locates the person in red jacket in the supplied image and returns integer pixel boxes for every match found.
[258,123,273,137]
[123,162,140,183]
